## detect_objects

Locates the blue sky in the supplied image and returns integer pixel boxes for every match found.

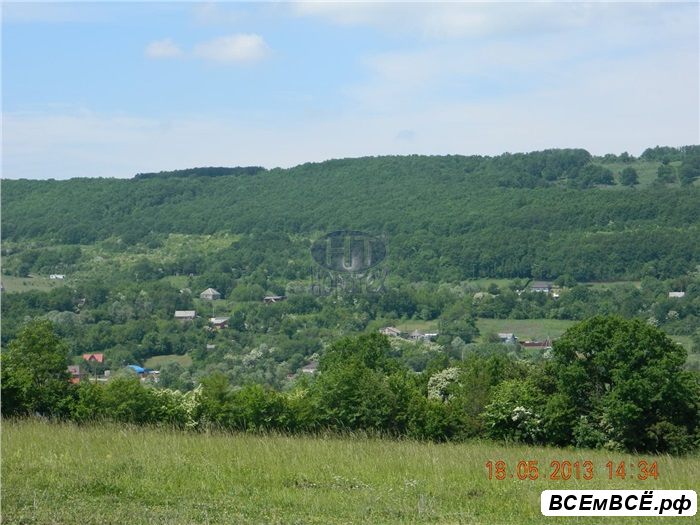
[2,1,699,179]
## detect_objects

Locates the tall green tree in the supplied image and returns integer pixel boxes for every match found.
[1,320,72,416]
[550,316,699,453]
[620,167,639,186]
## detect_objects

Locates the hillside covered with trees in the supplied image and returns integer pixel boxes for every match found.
[4,146,700,282]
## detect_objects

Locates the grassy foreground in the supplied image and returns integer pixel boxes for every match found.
[2,420,698,524]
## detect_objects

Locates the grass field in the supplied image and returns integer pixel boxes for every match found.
[0,274,67,293]
[144,354,193,369]
[584,280,641,289]
[670,335,693,352]
[2,420,698,524]
[395,319,440,332]
[476,318,576,341]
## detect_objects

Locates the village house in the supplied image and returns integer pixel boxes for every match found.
[408,330,438,342]
[409,330,424,341]
[200,288,221,300]
[520,339,553,350]
[669,291,686,298]
[82,353,104,364]
[67,365,83,384]
[174,310,196,321]
[127,365,159,383]
[209,317,229,329]
[49,274,65,280]
[301,361,319,374]
[263,295,287,304]
[379,326,402,337]
[530,281,553,293]
[498,333,517,344]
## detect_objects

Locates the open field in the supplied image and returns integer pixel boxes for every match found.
[144,354,193,369]
[476,318,576,341]
[584,280,641,289]
[670,335,693,352]
[0,274,67,293]
[2,420,698,525]
[395,319,440,332]
[594,160,662,187]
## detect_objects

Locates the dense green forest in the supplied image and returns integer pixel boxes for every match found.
[2,146,700,452]
[4,146,700,281]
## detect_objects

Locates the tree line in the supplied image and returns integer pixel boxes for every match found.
[3,148,700,281]
[2,318,698,455]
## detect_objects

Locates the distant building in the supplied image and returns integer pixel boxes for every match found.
[128,364,146,375]
[530,281,553,293]
[174,310,196,321]
[521,340,553,350]
[127,365,159,382]
[67,365,83,384]
[49,274,65,280]
[263,295,287,304]
[498,333,517,344]
[200,288,221,300]
[409,330,425,341]
[669,291,686,298]
[301,361,318,374]
[379,327,402,337]
[82,353,105,364]
[209,317,229,329]
[206,344,216,350]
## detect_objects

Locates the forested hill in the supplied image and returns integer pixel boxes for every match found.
[3,147,700,281]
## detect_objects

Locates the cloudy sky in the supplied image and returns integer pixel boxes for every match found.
[2,1,699,179]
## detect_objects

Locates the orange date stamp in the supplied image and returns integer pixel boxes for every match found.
[485,460,659,481]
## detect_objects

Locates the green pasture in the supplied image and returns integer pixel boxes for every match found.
[144,354,193,369]
[0,274,67,293]
[476,318,576,341]
[2,420,697,525]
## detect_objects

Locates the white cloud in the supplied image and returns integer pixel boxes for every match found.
[292,2,697,41]
[192,2,244,26]
[291,2,570,38]
[145,38,183,59]
[143,34,270,64]
[1,3,101,24]
[193,34,269,63]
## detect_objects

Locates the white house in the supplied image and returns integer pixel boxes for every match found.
[379,327,402,337]
[174,310,196,321]
[263,295,287,304]
[209,317,229,329]
[498,333,517,344]
[530,281,552,293]
[301,361,318,374]
[200,288,221,300]
[668,291,686,298]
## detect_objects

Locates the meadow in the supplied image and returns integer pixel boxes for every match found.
[0,275,66,293]
[2,420,698,525]
[475,318,576,341]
